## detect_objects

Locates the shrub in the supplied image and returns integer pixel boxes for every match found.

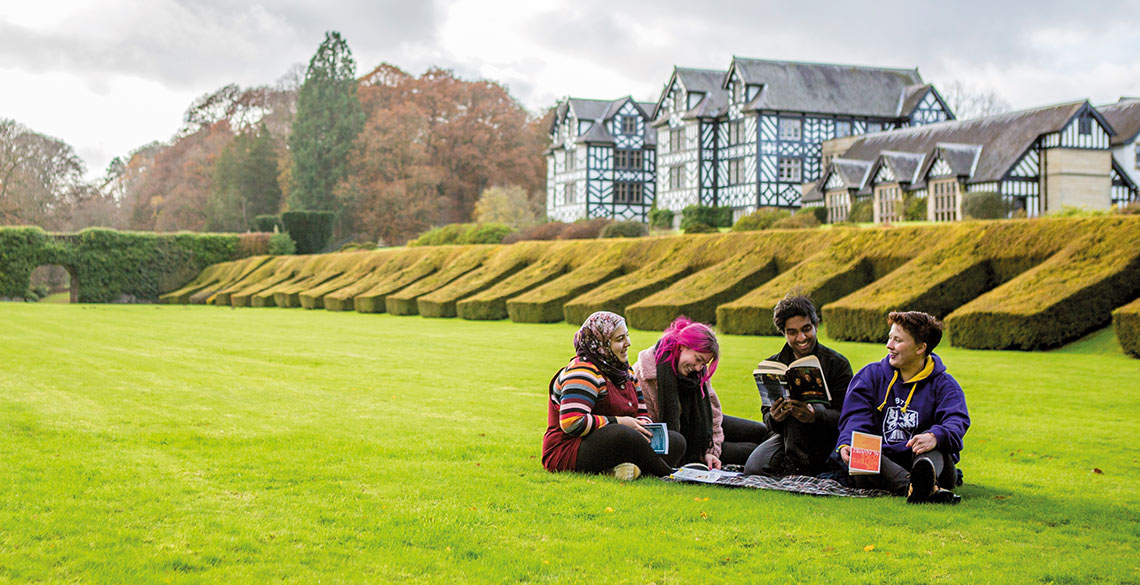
[904,194,927,221]
[466,223,516,244]
[558,218,611,240]
[684,222,717,234]
[771,212,821,230]
[600,221,649,238]
[503,222,569,243]
[269,232,296,255]
[1048,205,1110,218]
[681,205,732,230]
[1115,298,1140,358]
[237,233,273,257]
[281,210,336,254]
[810,205,829,224]
[849,198,873,223]
[254,215,282,233]
[732,207,791,231]
[337,241,378,252]
[962,191,1013,220]
[648,208,675,229]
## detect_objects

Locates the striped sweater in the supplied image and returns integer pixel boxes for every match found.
[552,357,650,436]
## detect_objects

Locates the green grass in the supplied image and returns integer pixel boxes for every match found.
[1,304,1137,584]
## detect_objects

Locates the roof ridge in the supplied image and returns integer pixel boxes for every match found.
[731,56,918,74]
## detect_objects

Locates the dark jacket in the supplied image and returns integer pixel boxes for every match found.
[836,354,970,462]
[763,341,853,432]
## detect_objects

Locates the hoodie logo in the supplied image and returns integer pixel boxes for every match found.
[883,406,918,444]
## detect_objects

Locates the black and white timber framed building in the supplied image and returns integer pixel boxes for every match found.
[815,100,1138,223]
[545,97,657,223]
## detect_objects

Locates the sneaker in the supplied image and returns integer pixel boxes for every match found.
[907,457,937,504]
[606,462,641,481]
[927,489,962,505]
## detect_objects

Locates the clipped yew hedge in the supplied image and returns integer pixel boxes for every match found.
[945,217,1140,349]
[416,242,549,318]
[625,231,827,330]
[0,227,242,302]
[386,246,495,315]
[717,227,932,335]
[298,250,404,310]
[1114,298,1140,358]
[160,256,272,304]
[824,220,1073,342]
[562,234,733,326]
[456,241,602,321]
[321,249,436,311]
[353,247,472,313]
[505,241,638,323]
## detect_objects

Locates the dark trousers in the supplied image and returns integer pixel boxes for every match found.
[574,424,685,477]
[743,418,836,476]
[719,415,770,465]
[851,448,956,496]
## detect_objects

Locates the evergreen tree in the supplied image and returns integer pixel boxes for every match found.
[288,31,365,212]
[206,124,282,231]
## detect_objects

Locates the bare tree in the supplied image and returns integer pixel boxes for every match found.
[941,81,1012,120]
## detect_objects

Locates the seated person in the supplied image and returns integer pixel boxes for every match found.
[542,311,684,480]
[744,294,852,476]
[633,316,768,469]
[836,311,970,504]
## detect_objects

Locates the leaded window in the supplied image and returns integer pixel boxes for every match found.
[621,116,637,135]
[614,149,643,170]
[778,118,802,141]
[614,182,644,204]
[778,157,802,182]
[669,165,684,190]
[835,121,852,138]
[670,128,684,152]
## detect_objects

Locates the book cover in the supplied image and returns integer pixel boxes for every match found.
[848,431,882,475]
[644,422,669,455]
[752,355,832,406]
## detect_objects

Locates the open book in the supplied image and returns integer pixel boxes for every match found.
[753,355,832,407]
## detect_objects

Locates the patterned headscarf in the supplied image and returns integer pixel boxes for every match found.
[573,311,632,385]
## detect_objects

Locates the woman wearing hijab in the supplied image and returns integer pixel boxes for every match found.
[542,311,684,480]
[632,316,769,469]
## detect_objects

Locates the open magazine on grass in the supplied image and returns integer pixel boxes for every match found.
[752,355,832,407]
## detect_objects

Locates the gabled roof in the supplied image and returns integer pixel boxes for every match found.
[727,58,925,118]
[822,159,872,191]
[834,100,1096,184]
[1097,98,1140,146]
[880,151,926,184]
[548,96,657,149]
[653,67,730,121]
[923,143,982,179]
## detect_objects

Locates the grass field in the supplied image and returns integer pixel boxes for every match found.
[1,304,1138,584]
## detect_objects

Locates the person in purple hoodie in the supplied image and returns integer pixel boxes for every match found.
[836,311,969,504]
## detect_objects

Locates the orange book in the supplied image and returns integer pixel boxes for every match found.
[849,431,882,475]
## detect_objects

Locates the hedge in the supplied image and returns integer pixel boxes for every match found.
[160,256,271,304]
[1114,297,1140,358]
[716,227,932,335]
[296,249,402,309]
[505,241,637,323]
[457,241,593,321]
[320,250,432,311]
[625,231,827,330]
[266,252,371,308]
[562,233,733,326]
[281,210,335,254]
[825,220,1078,342]
[248,255,339,307]
[385,246,495,315]
[945,217,1140,349]
[352,248,462,313]
[416,242,549,318]
[0,227,241,303]
[228,256,313,307]
[205,256,290,306]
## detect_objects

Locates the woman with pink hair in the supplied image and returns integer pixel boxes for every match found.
[632,316,769,468]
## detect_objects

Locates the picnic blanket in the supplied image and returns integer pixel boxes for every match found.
[664,468,891,498]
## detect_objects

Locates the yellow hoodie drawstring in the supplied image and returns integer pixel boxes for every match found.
[876,357,934,413]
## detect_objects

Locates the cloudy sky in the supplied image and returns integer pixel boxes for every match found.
[2,0,1139,179]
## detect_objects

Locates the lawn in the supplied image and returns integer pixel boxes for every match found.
[1,304,1137,584]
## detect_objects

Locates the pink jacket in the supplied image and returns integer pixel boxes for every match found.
[632,347,725,459]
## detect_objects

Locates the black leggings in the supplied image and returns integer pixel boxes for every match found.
[851,449,956,496]
[575,424,685,477]
[719,415,770,465]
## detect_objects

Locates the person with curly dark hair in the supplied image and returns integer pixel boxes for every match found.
[744,293,852,477]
